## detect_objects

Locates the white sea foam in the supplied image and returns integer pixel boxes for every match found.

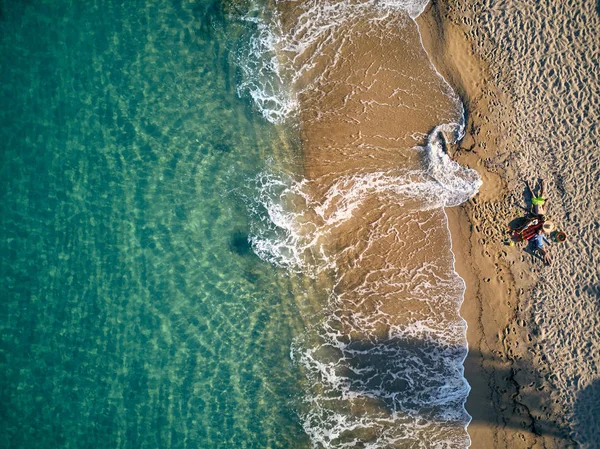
[236,0,433,123]
[243,125,479,447]
[292,305,472,448]
[247,128,480,273]
[235,8,297,123]
[245,170,336,274]
[421,124,483,207]
[237,1,481,447]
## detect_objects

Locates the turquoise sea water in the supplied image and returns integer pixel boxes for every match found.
[0,1,312,448]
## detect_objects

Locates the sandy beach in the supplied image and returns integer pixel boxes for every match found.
[272,1,479,446]
[1,0,595,448]
[237,0,600,446]
[418,1,600,447]
[261,0,600,446]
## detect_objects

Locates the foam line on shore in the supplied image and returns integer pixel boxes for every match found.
[239,1,483,447]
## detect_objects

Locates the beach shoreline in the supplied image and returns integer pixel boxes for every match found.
[268,0,598,446]
[415,7,533,445]
[273,2,482,446]
[416,1,599,447]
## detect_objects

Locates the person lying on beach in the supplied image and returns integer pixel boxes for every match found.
[531,228,552,265]
[513,216,540,233]
[526,178,549,216]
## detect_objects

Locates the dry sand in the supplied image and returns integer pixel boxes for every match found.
[417,1,600,447]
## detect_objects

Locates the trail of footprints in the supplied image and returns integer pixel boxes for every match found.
[447,0,599,445]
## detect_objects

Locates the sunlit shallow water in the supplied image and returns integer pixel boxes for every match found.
[0,1,482,448]
[0,1,313,448]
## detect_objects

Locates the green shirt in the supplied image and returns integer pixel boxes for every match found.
[532,196,545,206]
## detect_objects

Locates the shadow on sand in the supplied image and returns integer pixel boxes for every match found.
[573,379,600,448]
[325,335,585,445]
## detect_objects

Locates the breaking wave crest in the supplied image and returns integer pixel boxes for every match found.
[247,129,481,273]
[235,0,432,123]
[235,7,297,123]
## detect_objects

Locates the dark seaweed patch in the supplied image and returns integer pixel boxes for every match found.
[214,143,230,153]
[230,231,251,256]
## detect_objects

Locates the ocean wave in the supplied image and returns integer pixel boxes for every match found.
[246,127,480,273]
[235,7,297,123]
[235,0,433,123]
[243,123,479,446]
[236,1,481,447]
[245,169,334,273]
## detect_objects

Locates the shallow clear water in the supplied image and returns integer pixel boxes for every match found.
[1,0,483,447]
[0,1,311,448]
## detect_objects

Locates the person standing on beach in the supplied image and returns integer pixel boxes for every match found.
[531,228,552,265]
[527,178,549,216]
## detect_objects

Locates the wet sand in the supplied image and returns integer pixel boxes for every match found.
[275,1,476,446]
[418,1,600,447]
